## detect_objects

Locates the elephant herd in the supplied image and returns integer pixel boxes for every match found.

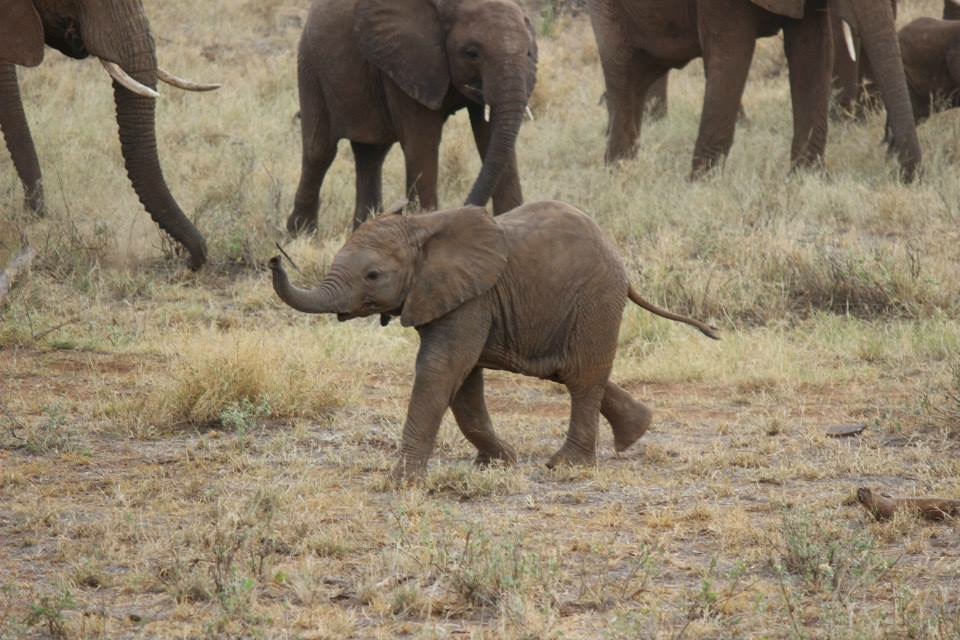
[4,0,960,480]
[5,0,960,267]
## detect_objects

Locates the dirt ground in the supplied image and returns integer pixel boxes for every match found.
[2,290,959,638]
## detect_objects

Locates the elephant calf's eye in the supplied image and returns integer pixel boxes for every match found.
[365,270,381,281]
[463,47,480,61]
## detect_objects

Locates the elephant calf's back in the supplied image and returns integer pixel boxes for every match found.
[483,202,628,380]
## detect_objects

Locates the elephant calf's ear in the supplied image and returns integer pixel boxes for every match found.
[0,0,44,67]
[401,208,508,328]
[354,0,450,110]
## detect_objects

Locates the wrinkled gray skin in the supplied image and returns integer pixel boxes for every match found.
[270,201,718,483]
[0,0,213,269]
[586,0,922,181]
[287,0,537,235]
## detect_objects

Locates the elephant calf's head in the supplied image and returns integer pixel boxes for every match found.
[270,207,508,328]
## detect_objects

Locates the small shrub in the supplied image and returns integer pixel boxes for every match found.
[138,329,353,430]
[22,404,73,455]
[921,361,960,435]
[24,588,74,640]
[775,512,891,596]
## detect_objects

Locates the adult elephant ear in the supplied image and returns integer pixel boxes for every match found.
[354,0,450,110]
[401,207,508,328]
[749,0,804,19]
[0,0,44,67]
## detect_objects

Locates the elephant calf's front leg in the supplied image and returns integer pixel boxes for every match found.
[393,314,490,484]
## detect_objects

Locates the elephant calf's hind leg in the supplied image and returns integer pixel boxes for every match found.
[601,381,651,452]
[451,368,517,466]
[548,385,604,468]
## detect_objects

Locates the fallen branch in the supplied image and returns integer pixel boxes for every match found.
[0,246,36,307]
[857,487,960,521]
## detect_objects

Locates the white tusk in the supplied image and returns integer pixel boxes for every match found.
[158,68,221,92]
[524,105,534,121]
[842,20,857,63]
[484,104,490,122]
[953,0,960,6]
[100,59,159,98]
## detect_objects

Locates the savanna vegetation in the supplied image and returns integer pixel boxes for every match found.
[1,0,959,637]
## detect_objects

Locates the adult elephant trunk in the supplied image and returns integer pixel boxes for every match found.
[113,47,207,269]
[465,87,526,208]
[0,63,43,213]
[846,0,921,180]
[268,257,348,315]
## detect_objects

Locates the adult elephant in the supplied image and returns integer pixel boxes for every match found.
[586,0,922,180]
[286,0,537,234]
[0,0,218,270]
[832,1,960,119]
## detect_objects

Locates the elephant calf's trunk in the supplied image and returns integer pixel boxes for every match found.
[268,257,345,315]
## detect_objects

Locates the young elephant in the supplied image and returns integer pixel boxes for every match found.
[269,201,718,482]
[897,16,960,125]
[288,0,537,234]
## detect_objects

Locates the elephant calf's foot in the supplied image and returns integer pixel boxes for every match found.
[474,442,518,467]
[546,443,596,469]
[610,404,652,453]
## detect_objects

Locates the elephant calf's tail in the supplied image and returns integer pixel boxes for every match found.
[628,286,720,340]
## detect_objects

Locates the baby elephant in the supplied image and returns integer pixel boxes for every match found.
[897,16,960,125]
[269,201,717,482]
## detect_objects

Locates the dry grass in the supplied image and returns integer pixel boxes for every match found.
[2,0,960,638]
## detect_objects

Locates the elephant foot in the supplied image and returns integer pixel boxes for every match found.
[286,206,318,235]
[474,442,517,467]
[609,404,652,453]
[546,443,596,469]
[25,183,45,217]
[603,145,638,166]
[390,458,428,487]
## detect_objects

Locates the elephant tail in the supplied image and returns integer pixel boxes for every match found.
[627,286,720,340]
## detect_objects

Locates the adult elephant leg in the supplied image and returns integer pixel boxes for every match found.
[599,50,666,163]
[399,116,442,213]
[945,1,960,20]
[601,381,652,453]
[0,64,43,214]
[467,105,522,214]
[548,383,605,468]
[692,1,757,178]
[646,74,668,121]
[393,309,491,484]
[288,62,336,234]
[450,367,517,466]
[784,9,831,170]
[351,142,391,230]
